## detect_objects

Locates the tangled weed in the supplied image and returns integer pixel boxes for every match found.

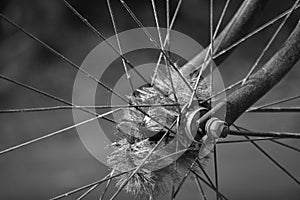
[107,68,211,199]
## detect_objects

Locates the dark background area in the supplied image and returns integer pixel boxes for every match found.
[0,0,299,199]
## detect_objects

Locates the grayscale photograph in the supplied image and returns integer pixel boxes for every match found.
[0,0,299,199]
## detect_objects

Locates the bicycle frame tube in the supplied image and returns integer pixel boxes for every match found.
[199,19,300,129]
[181,0,269,78]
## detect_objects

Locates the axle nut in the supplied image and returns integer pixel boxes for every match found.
[205,117,228,139]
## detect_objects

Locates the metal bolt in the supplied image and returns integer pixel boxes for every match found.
[205,117,228,139]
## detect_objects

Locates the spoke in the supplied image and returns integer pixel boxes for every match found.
[166,0,170,50]
[0,13,127,106]
[213,0,231,39]
[196,160,229,200]
[120,0,159,46]
[165,54,181,114]
[196,160,215,191]
[188,52,212,106]
[228,129,300,139]
[0,74,119,124]
[172,158,198,199]
[0,109,120,156]
[234,125,300,186]
[119,0,194,92]
[0,10,83,76]
[188,0,231,106]
[3,2,300,200]
[77,184,99,200]
[0,74,74,109]
[245,135,300,186]
[146,148,189,165]
[168,0,183,35]
[150,0,180,113]
[213,93,300,118]
[214,2,300,59]
[0,106,74,113]
[63,0,183,132]
[151,0,183,84]
[0,4,180,140]
[109,120,178,200]
[50,171,132,200]
[106,0,134,92]
[182,1,300,106]
[213,145,220,200]
[171,139,180,199]
[99,170,114,200]
[62,0,152,88]
[247,94,300,111]
[242,0,300,85]
[217,137,285,144]
[150,0,164,52]
[191,170,228,200]
[173,157,225,200]
[210,0,231,54]
[151,0,180,104]
[270,140,300,153]
[194,176,208,200]
[247,106,300,113]
[0,11,178,135]
[209,0,214,104]
[165,0,180,187]
[199,80,243,105]
[0,103,180,113]
[180,1,299,97]
[63,0,180,109]
[170,182,175,200]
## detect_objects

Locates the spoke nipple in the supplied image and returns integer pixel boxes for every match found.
[205,117,228,139]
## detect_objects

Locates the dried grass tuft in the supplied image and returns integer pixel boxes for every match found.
[107,68,211,199]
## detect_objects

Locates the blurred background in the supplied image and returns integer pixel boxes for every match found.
[0,0,299,199]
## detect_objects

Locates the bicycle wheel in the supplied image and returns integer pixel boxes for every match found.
[0,0,299,200]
